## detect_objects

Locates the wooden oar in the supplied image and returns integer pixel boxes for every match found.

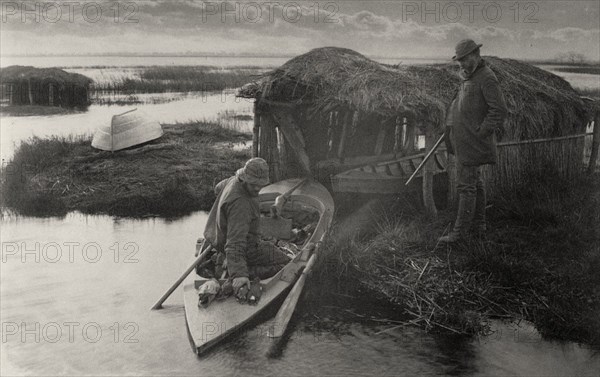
[151,239,212,310]
[268,246,318,338]
[405,133,446,186]
[270,177,309,217]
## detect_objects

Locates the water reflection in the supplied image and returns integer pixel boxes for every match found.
[1,212,598,375]
[0,89,254,161]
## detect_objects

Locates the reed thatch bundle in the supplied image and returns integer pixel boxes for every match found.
[239,47,591,141]
[1,65,92,87]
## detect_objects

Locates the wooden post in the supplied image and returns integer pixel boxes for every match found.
[259,114,270,160]
[270,125,280,182]
[405,119,415,154]
[423,123,437,217]
[374,121,387,156]
[587,111,600,175]
[28,79,35,105]
[327,112,335,159]
[337,111,351,163]
[8,84,15,105]
[393,117,401,157]
[402,117,408,149]
[252,103,260,158]
[49,84,54,106]
[277,128,287,179]
[272,110,311,175]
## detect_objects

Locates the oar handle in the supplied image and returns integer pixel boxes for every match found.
[271,178,309,217]
[302,252,317,275]
[151,240,212,310]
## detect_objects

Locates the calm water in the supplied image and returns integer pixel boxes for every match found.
[543,66,600,91]
[1,212,598,376]
[0,89,254,161]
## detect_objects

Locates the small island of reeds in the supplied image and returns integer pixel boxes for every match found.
[0,121,252,217]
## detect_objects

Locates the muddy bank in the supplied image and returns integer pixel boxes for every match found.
[0,105,87,117]
[0,121,252,218]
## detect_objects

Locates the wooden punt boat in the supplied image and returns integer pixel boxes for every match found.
[330,150,448,194]
[183,178,334,355]
[91,108,163,151]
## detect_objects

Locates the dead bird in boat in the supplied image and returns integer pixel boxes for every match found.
[198,278,221,308]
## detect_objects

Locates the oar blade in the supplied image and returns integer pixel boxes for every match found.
[268,274,307,338]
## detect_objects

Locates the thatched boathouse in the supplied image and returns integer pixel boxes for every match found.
[0,66,92,108]
[238,47,595,213]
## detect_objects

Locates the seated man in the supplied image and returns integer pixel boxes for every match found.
[202,158,290,294]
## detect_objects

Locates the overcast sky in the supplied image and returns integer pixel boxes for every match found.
[1,0,599,61]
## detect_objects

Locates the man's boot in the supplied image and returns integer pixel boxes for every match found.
[439,194,476,244]
[472,185,487,239]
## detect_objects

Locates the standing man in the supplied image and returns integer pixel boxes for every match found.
[202,157,290,293]
[440,39,508,244]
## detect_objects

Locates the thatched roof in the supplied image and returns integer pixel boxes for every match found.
[239,47,591,140]
[0,65,92,87]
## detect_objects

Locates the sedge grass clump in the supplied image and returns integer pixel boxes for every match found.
[1,135,90,216]
[351,214,493,334]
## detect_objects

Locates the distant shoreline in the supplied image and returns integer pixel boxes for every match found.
[3,53,598,63]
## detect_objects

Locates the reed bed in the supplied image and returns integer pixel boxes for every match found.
[318,173,600,344]
[552,66,600,75]
[483,135,588,195]
[91,66,263,94]
[577,87,600,99]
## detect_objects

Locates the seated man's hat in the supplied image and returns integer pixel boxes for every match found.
[236,158,270,186]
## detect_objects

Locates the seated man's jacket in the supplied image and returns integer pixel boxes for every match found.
[203,177,259,278]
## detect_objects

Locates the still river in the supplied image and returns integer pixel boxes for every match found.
[1,212,599,376]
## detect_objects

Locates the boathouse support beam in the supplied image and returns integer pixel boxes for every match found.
[252,102,260,158]
[393,117,401,157]
[587,110,600,175]
[404,120,415,154]
[374,121,387,156]
[337,111,351,163]
[277,128,287,179]
[28,79,35,105]
[270,123,281,182]
[271,110,312,175]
